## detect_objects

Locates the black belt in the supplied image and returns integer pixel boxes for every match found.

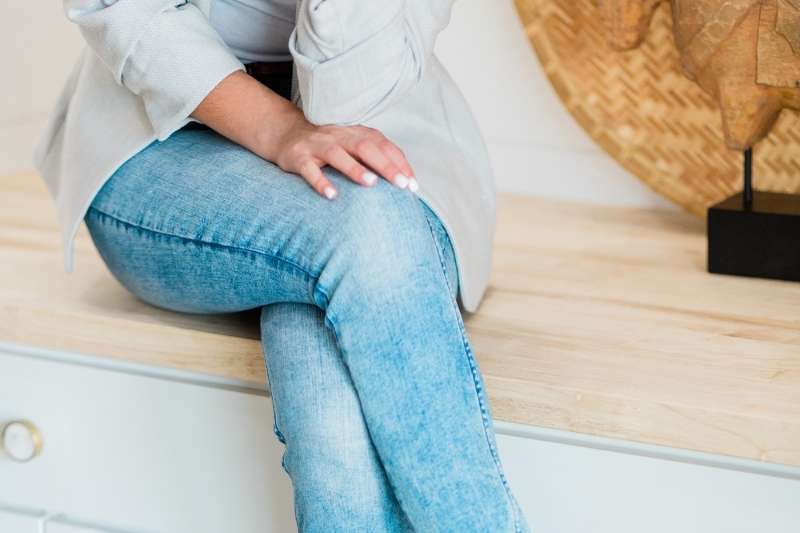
[245,60,294,100]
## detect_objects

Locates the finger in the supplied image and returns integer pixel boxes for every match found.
[298,159,337,200]
[321,144,378,187]
[378,139,414,177]
[352,140,410,190]
[377,139,418,192]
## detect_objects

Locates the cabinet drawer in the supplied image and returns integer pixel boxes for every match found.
[0,350,295,533]
[0,507,38,533]
[47,521,114,533]
[496,428,800,533]
[48,525,101,533]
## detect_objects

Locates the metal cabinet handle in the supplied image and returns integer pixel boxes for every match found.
[2,420,43,462]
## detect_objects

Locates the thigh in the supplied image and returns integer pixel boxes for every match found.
[84,126,322,312]
[84,125,459,313]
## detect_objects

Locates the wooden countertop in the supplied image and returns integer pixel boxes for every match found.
[2,173,799,468]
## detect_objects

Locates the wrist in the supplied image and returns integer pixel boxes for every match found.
[254,104,306,162]
[191,70,307,163]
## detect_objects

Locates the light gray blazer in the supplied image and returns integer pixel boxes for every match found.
[34,0,496,312]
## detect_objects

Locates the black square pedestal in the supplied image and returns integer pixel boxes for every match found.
[707,191,800,281]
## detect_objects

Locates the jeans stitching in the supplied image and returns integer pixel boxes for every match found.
[420,203,458,301]
[262,339,290,474]
[422,209,522,533]
[261,344,287,445]
[85,205,322,283]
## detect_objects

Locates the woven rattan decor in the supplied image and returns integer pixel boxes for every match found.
[514,0,800,216]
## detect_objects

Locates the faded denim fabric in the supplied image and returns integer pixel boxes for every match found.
[82,125,531,533]
[38,1,497,314]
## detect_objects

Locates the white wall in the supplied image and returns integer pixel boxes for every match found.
[0,1,671,209]
[436,0,671,208]
[0,3,84,177]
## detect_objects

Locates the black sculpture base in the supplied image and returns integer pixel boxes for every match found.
[708,190,800,282]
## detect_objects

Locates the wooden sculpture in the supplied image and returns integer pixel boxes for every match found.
[598,0,663,49]
[599,0,800,151]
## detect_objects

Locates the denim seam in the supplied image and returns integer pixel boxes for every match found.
[85,205,322,285]
[422,211,522,533]
[262,352,289,474]
[264,364,288,444]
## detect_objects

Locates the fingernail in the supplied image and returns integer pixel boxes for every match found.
[324,185,337,199]
[363,171,378,185]
[393,173,409,189]
[407,177,419,193]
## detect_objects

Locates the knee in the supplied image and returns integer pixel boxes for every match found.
[322,181,442,295]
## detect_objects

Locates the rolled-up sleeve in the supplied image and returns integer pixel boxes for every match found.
[288,0,455,126]
[64,0,245,141]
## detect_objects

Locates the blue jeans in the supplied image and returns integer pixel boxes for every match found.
[83,124,530,533]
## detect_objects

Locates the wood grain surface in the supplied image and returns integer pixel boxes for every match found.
[2,173,799,467]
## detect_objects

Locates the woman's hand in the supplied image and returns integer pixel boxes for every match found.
[269,118,418,199]
[191,70,417,200]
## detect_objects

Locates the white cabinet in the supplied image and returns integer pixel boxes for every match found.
[47,521,114,533]
[47,525,100,533]
[0,349,295,533]
[0,507,38,533]
[2,345,799,533]
[496,429,800,533]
